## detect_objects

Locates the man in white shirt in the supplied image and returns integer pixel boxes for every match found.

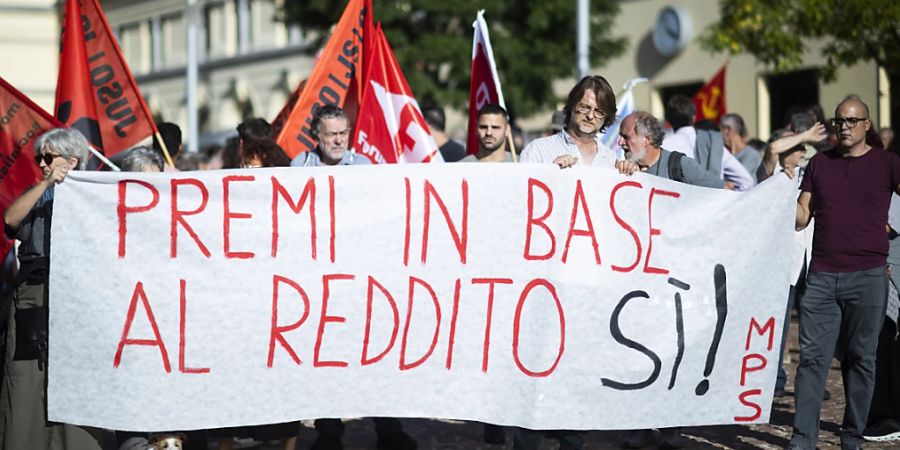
[520,75,633,174]
[661,95,755,191]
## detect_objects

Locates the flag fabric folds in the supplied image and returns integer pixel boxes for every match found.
[600,78,648,151]
[352,27,441,164]
[0,77,65,257]
[466,10,507,156]
[692,64,727,124]
[275,0,367,158]
[55,0,158,161]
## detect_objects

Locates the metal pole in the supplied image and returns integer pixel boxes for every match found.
[576,0,589,79]
[186,0,199,153]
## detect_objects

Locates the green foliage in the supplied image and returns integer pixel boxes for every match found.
[700,0,900,81]
[281,0,626,119]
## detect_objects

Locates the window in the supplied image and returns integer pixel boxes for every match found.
[766,69,819,132]
[118,22,147,73]
[249,0,281,49]
[160,13,186,67]
[204,1,230,59]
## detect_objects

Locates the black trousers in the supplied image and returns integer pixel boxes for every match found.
[314,417,403,438]
[868,317,900,425]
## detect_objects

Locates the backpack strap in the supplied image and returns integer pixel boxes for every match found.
[668,151,686,183]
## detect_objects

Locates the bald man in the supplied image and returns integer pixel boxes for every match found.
[788,98,900,450]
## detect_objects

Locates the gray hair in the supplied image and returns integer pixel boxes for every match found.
[34,128,90,170]
[721,113,747,137]
[310,104,350,140]
[631,111,666,148]
[121,146,164,172]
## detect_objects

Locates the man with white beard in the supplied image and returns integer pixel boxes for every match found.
[619,111,726,189]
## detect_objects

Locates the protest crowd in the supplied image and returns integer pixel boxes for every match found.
[1,1,900,450]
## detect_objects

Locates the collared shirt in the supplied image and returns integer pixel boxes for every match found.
[291,149,372,167]
[519,129,622,167]
[662,127,756,191]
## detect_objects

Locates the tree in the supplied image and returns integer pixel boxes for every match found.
[280,0,626,119]
[700,0,900,129]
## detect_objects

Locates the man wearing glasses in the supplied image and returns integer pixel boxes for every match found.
[514,76,634,450]
[519,75,634,175]
[291,105,371,167]
[786,97,900,450]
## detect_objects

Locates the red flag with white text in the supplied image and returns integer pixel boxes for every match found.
[55,0,157,160]
[692,64,727,123]
[0,77,65,257]
[352,27,442,164]
[466,10,507,155]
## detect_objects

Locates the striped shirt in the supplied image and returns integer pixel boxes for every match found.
[519,129,622,167]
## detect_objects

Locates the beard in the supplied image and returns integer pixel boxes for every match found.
[626,146,646,164]
[479,139,504,153]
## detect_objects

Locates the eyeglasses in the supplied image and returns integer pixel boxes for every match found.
[34,152,62,166]
[573,104,605,118]
[830,117,867,129]
[240,163,264,169]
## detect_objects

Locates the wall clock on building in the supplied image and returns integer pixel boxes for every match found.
[652,6,692,57]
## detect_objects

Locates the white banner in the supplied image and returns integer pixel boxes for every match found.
[48,164,796,431]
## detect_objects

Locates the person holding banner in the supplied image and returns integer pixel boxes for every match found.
[1,128,100,449]
[513,75,636,450]
[617,111,726,449]
[290,106,371,168]
[786,97,900,450]
[520,75,622,171]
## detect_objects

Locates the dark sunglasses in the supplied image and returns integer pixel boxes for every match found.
[34,152,63,166]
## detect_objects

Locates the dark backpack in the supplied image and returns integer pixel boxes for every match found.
[667,151,685,183]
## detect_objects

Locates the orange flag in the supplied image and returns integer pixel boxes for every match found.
[692,64,727,123]
[276,0,368,158]
[352,27,441,164]
[0,77,65,257]
[55,0,159,160]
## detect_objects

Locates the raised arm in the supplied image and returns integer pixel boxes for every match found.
[4,164,68,230]
[762,123,828,177]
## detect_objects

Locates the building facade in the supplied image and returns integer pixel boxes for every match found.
[591,0,891,140]
[0,0,59,112]
[101,0,316,149]
[2,1,893,148]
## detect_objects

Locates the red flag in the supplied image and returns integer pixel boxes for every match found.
[276,0,368,158]
[352,27,442,164]
[55,0,158,159]
[0,77,65,257]
[466,11,507,155]
[271,79,307,139]
[692,64,727,123]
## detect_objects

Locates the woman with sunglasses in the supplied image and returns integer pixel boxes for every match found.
[1,128,100,449]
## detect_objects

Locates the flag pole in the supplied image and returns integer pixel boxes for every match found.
[87,145,121,171]
[506,133,517,162]
[153,131,176,167]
